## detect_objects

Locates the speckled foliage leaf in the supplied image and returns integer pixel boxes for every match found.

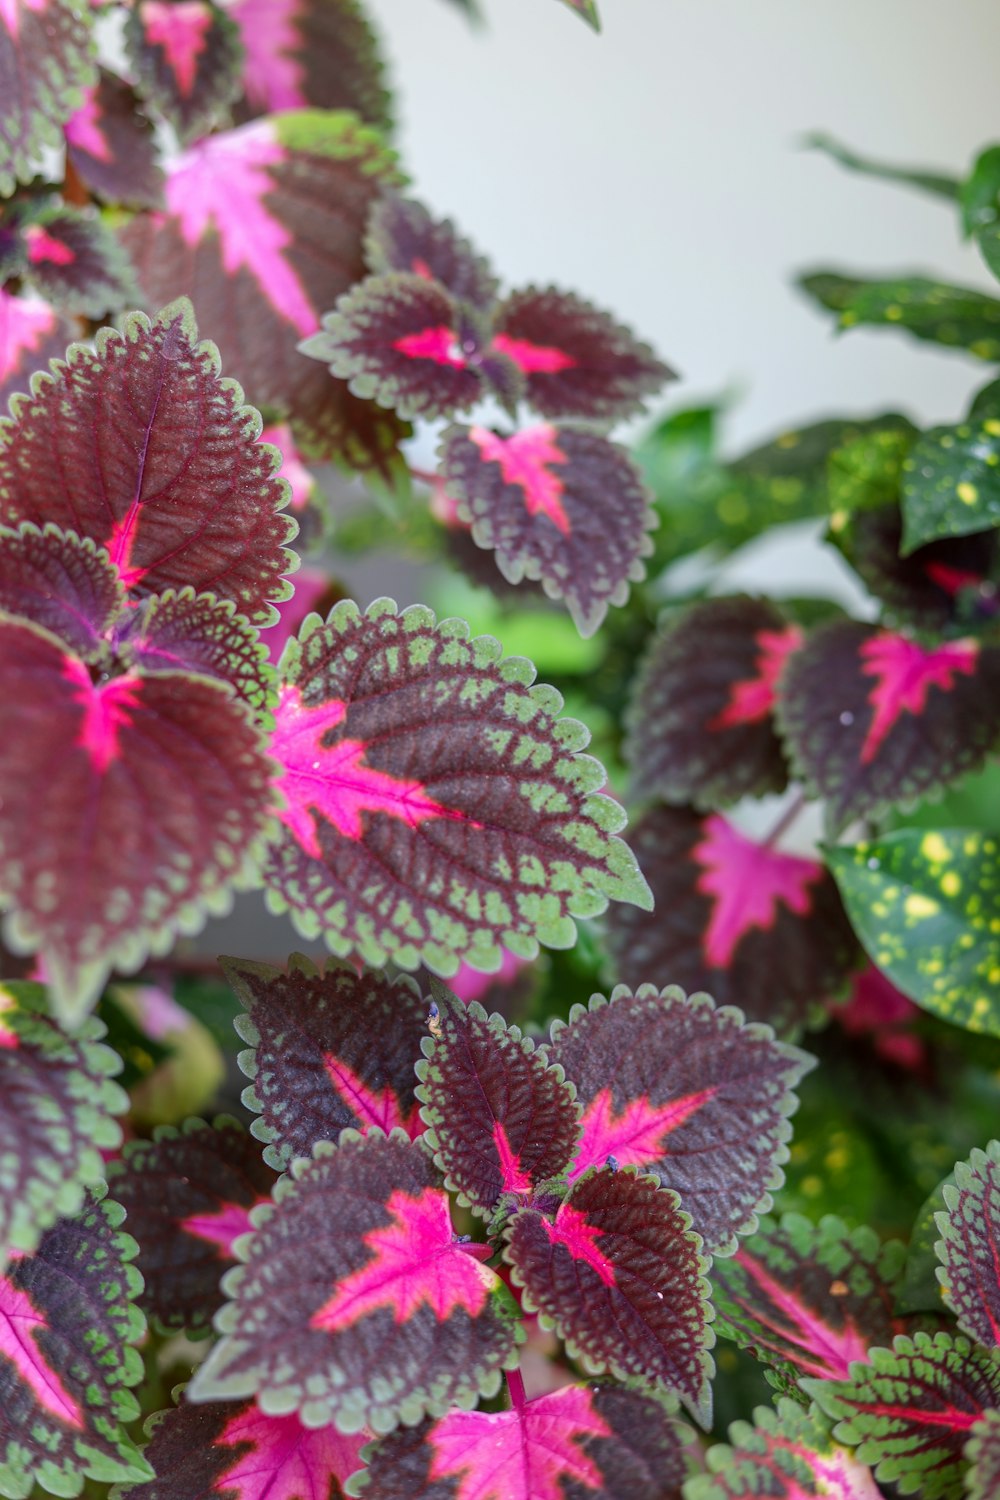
[7,205,137,318]
[223,954,430,1170]
[805,1331,1000,1500]
[825,423,914,517]
[934,1141,1000,1346]
[542,984,814,1256]
[190,1132,522,1432]
[711,1213,907,1394]
[603,807,858,1037]
[63,71,164,207]
[124,0,243,145]
[416,993,579,1214]
[0,287,77,413]
[116,1393,367,1500]
[120,590,276,713]
[0,981,126,1269]
[263,597,651,978]
[0,1192,150,1499]
[624,597,801,806]
[826,829,1000,1036]
[684,1398,882,1500]
[354,1383,691,1500]
[966,1408,1000,1500]
[121,112,408,468]
[0,0,96,195]
[365,194,498,310]
[777,619,1000,834]
[106,1118,277,1335]
[900,419,1000,550]
[799,271,1000,360]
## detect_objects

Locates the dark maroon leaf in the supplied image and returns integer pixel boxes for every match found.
[603,806,859,1040]
[543,982,814,1256]
[106,1117,277,1335]
[439,423,655,636]
[0,613,274,1021]
[119,590,276,712]
[0,287,77,414]
[934,1141,1000,1348]
[365,194,498,310]
[0,523,124,658]
[189,1132,522,1432]
[492,286,673,424]
[684,1399,883,1500]
[967,1409,1000,1500]
[358,1382,691,1500]
[121,112,409,469]
[0,1191,150,1495]
[0,301,296,622]
[125,0,242,144]
[263,598,650,979]
[624,597,802,805]
[222,954,430,1170]
[19,207,137,318]
[0,0,97,196]
[776,619,1000,834]
[503,1167,713,1423]
[415,993,580,1215]
[63,70,164,208]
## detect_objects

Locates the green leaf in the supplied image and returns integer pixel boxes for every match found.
[806,132,960,203]
[825,828,1000,1037]
[799,272,1000,360]
[900,420,1000,551]
[827,425,915,520]
[898,1173,956,1315]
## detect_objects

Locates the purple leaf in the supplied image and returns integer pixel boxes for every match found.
[0,286,76,413]
[0,0,97,195]
[263,598,651,978]
[934,1141,1000,1348]
[492,286,673,424]
[365,194,498,310]
[439,423,655,636]
[415,993,580,1214]
[625,597,802,805]
[63,70,164,208]
[967,1409,1000,1500]
[685,1399,882,1500]
[120,590,276,712]
[776,619,1000,834]
[504,1167,713,1423]
[189,1132,521,1432]
[0,301,297,621]
[0,523,124,657]
[221,954,430,1170]
[544,983,814,1256]
[121,112,408,468]
[357,1382,691,1499]
[18,206,138,318]
[125,0,243,144]
[106,1117,277,1334]
[603,806,860,1037]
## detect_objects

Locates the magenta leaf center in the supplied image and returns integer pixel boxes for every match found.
[470,424,571,536]
[0,1274,84,1428]
[693,813,822,968]
[859,632,979,763]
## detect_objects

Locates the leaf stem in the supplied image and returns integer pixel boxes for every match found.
[761,788,809,849]
[505,1367,526,1410]
[409,465,440,488]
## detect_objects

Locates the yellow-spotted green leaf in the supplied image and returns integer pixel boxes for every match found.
[799,272,1000,361]
[825,829,1000,1037]
[900,421,1000,552]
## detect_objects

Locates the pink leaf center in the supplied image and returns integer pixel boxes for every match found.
[181,1201,261,1258]
[570,1085,718,1181]
[859,632,979,764]
[730,1249,873,1380]
[692,813,821,969]
[63,85,111,162]
[470,425,571,536]
[0,288,57,384]
[229,0,307,113]
[0,1276,84,1428]
[710,625,804,729]
[491,333,577,376]
[493,1121,534,1193]
[322,1053,416,1137]
[0,989,18,1048]
[540,1202,616,1288]
[393,325,467,368]
[216,1404,367,1500]
[23,225,75,267]
[140,0,213,96]
[63,658,142,774]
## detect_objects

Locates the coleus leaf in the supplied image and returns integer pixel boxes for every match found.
[222,954,430,1170]
[355,1382,691,1500]
[0,301,297,622]
[438,423,655,637]
[543,983,814,1256]
[711,1213,907,1393]
[17,206,138,319]
[121,112,409,468]
[900,419,1000,551]
[798,271,1000,361]
[0,0,97,196]
[602,806,859,1038]
[934,1140,1000,1346]
[117,1394,367,1500]
[365,194,498,310]
[190,1132,522,1432]
[0,287,76,414]
[263,597,651,977]
[63,70,164,208]
[966,1408,1000,1500]
[825,829,1000,1035]
[503,1165,713,1423]
[415,993,579,1214]
[119,589,275,713]
[804,1331,1000,1500]
[125,0,243,145]
[0,980,126,1268]
[684,1398,882,1500]
[491,286,672,424]
[0,1191,150,1498]
[624,597,801,806]
[106,1117,277,1335]
[776,619,1000,834]
[0,522,124,657]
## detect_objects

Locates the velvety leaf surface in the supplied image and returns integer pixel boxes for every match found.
[776,619,1000,834]
[934,1141,1000,1346]
[190,1132,521,1432]
[223,954,430,1170]
[684,1398,882,1500]
[125,0,243,144]
[0,614,275,1021]
[0,981,126,1268]
[119,590,276,712]
[0,303,296,622]
[416,994,579,1214]
[805,1331,1000,1499]
[356,1382,690,1499]
[603,807,858,1038]
[490,286,670,423]
[901,419,1000,550]
[106,1117,277,1334]
[18,207,137,318]
[0,1193,150,1497]
[826,829,1000,1036]
[63,70,164,207]
[624,597,801,805]
[0,288,76,413]
[231,0,390,129]
[0,523,124,657]
[799,271,1000,359]
[439,423,655,636]
[966,1408,1000,1500]
[121,112,408,468]
[544,984,813,1256]
[504,1167,713,1423]
[0,0,97,195]
[365,194,497,310]
[263,598,650,978]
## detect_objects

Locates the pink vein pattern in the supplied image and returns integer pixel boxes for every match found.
[492,333,576,376]
[710,625,803,729]
[569,1084,718,1181]
[470,425,571,536]
[692,813,821,969]
[63,658,142,774]
[141,0,212,97]
[0,1276,84,1428]
[539,1203,616,1288]
[215,1404,366,1500]
[0,288,57,383]
[228,0,306,112]
[859,632,979,764]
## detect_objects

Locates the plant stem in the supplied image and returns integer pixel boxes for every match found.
[761,788,808,849]
[505,1367,526,1410]
[409,465,440,488]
